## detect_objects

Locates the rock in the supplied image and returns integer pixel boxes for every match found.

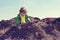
[0,17,60,40]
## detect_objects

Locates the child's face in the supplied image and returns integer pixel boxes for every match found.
[20,10,26,16]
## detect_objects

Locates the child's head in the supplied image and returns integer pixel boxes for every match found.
[19,7,27,16]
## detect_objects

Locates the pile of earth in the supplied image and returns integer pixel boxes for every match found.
[0,17,60,40]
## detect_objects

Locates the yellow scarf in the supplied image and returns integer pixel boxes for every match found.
[20,15,26,24]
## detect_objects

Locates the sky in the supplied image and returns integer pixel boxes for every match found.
[0,0,60,21]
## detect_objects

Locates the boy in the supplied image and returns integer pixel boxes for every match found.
[15,7,29,25]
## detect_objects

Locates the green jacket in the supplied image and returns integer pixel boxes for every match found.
[15,14,29,25]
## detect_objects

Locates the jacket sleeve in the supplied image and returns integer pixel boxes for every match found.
[15,15,21,25]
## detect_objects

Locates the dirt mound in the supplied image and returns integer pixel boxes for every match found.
[0,17,60,40]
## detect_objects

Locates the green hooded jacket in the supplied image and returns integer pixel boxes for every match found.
[15,14,29,25]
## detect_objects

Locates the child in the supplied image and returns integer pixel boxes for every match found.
[15,7,29,25]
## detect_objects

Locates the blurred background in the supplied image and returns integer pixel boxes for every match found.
[0,0,60,21]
